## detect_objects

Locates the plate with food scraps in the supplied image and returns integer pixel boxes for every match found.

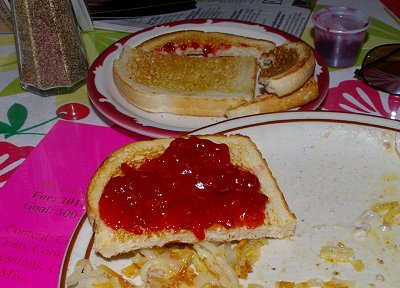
[60,111,399,288]
[87,19,329,138]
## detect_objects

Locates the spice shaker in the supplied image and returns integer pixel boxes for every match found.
[10,0,88,96]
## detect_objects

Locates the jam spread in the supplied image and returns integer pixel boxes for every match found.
[159,41,234,57]
[160,42,176,53]
[99,136,269,240]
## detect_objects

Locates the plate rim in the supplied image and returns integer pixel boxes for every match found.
[190,110,400,135]
[87,18,330,138]
[59,111,399,288]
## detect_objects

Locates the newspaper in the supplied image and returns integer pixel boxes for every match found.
[92,0,316,37]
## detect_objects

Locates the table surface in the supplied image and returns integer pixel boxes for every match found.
[0,0,399,287]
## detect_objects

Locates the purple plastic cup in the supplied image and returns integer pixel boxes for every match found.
[312,7,371,68]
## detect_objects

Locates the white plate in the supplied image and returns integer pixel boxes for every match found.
[87,19,329,138]
[59,111,400,287]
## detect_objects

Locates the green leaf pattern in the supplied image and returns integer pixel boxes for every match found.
[0,103,27,138]
[0,121,13,134]
[0,103,64,139]
[7,103,27,132]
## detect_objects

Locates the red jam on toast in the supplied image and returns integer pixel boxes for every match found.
[99,136,269,240]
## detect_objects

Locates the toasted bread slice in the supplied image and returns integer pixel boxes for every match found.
[137,30,276,58]
[258,41,316,97]
[87,135,296,258]
[113,47,257,117]
[226,77,319,118]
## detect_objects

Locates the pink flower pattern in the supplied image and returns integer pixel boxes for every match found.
[321,80,400,120]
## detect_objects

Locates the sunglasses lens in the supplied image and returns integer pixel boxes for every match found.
[361,45,400,95]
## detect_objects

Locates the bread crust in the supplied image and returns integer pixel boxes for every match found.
[226,77,319,118]
[87,135,296,258]
[258,41,316,97]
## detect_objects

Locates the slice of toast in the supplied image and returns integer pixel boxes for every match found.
[258,41,316,97]
[137,30,276,58]
[113,47,257,117]
[226,77,319,118]
[87,135,296,258]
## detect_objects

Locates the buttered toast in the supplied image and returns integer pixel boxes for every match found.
[86,135,296,258]
[113,47,257,116]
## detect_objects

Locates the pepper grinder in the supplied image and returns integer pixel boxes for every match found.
[10,0,88,96]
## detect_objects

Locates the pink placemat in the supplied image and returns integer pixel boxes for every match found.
[0,120,149,287]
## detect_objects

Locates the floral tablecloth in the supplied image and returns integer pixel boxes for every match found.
[303,2,400,119]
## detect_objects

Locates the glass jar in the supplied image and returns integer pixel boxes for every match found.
[10,0,88,96]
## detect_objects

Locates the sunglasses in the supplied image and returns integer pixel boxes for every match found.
[354,44,400,95]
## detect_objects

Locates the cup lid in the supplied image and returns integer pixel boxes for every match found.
[312,7,371,34]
